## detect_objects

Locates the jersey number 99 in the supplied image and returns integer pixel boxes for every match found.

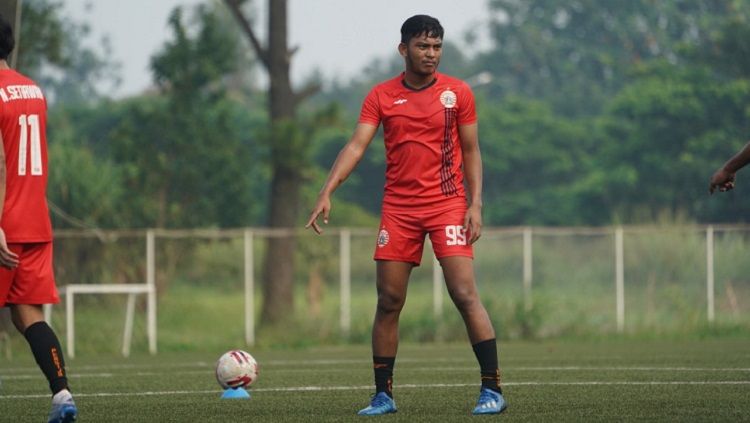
[445,225,467,246]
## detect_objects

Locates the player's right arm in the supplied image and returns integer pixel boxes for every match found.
[710,140,750,194]
[305,123,379,234]
[0,131,20,268]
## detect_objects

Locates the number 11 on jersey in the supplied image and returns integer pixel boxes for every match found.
[18,113,42,176]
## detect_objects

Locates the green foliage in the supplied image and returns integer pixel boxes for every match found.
[47,136,126,228]
[30,3,270,230]
[511,300,543,339]
[481,0,750,116]
[599,62,750,222]
[18,0,119,104]
[68,5,265,228]
[478,96,599,224]
[151,5,238,107]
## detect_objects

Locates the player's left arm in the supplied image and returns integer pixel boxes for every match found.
[459,123,483,244]
[0,131,20,268]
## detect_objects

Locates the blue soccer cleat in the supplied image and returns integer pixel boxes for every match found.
[472,387,507,415]
[48,390,77,423]
[47,401,77,423]
[357,391,397,416]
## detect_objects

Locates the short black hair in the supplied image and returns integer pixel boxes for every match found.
[400,15,443,44]
[0,14,14,61]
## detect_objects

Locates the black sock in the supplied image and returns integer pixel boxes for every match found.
[24,321,69,395]
[472,338,503,394]
[373,356,395,398]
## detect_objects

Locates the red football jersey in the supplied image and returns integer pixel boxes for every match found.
[0,69,52,242]
[359,72,477,210]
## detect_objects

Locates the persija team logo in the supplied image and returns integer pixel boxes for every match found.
[377,229,390,247]
[440,89,457,108]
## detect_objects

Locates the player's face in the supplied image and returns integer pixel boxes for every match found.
[400,33,442,76]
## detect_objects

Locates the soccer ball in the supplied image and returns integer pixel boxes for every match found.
[215,349,259,389]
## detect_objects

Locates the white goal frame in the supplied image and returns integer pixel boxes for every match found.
[45,230,157,358]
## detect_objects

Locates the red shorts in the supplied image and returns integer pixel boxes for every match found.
[374,204,473,266]
[0,242,59,307]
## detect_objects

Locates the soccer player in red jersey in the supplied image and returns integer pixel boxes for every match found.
[306,15,506,415]
[0,14,77,423]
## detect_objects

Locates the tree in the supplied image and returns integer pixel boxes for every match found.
[120,5,260,228]
[224,0,320,323]
[476,96,598,225]
[16,0,119,105]
[49,5,265,229]
[480,0,748,116]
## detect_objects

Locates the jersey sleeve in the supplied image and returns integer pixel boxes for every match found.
[358,87,381,126]
[456,83,477,125]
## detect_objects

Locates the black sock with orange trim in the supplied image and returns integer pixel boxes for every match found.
[472,338,503,394]
[24,321,69,395]
[373,356,395,398]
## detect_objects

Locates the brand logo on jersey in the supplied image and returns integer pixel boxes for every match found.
[440,90,457,109]
[377,229,390,247]
[393,98,408,105]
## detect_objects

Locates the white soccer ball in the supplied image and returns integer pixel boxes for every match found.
[215,349,259,389]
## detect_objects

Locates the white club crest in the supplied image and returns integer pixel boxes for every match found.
[377,229,390,247]
[440,89,457,108]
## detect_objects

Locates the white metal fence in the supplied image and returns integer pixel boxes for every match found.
[47,225,750,356]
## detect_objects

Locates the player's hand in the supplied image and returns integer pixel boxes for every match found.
[0,228,19,269]
[463,203,482,244]
[709,168,736,194]
[305,195,331,235]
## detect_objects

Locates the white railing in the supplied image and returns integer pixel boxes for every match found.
[47,224,750,355]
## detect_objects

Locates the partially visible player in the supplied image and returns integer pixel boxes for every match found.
[306,14,506,416]
[0,13,77,423]
[709,140,750,194]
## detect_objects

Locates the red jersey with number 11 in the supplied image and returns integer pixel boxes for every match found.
[359,72,477,211]
[0,69,52,243]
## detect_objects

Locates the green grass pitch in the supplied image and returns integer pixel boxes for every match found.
[1,339,748,421]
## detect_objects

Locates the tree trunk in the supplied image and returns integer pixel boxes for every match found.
[259,0,299,324]
[260,170,298,322]
[225,0,320,324]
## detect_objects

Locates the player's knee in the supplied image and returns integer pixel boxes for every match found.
[450,289,479,312]
[376,291,405,314]
[9,310,32,333]
[9,305,45,333]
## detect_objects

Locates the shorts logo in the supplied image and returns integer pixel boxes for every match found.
[377,229,390,247]
[440,89,457,109]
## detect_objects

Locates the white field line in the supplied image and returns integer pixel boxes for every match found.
[1,380,750,400]
[2,365,750,379]
[2,357,750,372]
[4,356,704,372]
[0,358,750,377]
